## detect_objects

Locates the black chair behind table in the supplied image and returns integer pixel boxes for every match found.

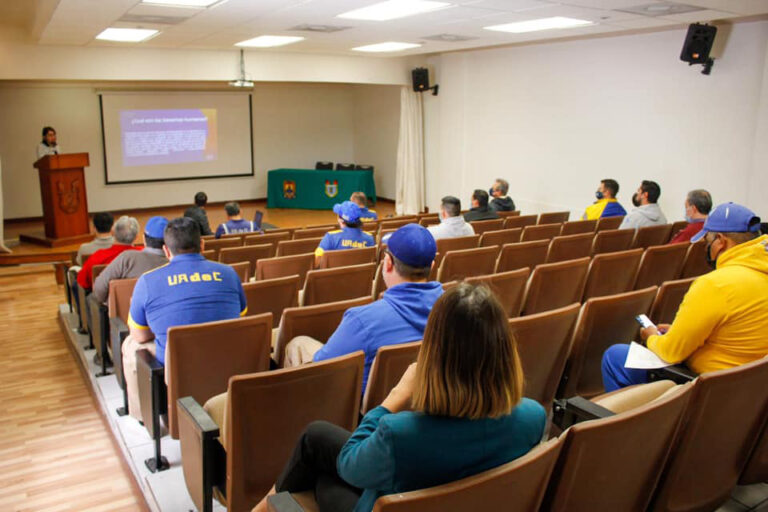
[336,163,356,171]
[355,164,374,173]
[315,161,334,170]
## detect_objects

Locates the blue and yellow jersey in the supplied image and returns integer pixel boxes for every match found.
[359,207,378,222]
[582,198,627,220]
[128,253,247,364]
[315,227,375,258]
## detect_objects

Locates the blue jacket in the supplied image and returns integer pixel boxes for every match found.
[313,281,444,391]
[338,399,547,512]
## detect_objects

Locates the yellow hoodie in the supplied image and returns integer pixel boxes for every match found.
[647,235,768,373]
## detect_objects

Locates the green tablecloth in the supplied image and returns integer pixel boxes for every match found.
[267,168,376,209]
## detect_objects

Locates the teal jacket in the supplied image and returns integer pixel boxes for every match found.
[337,399,546,512]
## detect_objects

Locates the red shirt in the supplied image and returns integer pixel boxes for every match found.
[77,244,140,290]
[668,221,704,244]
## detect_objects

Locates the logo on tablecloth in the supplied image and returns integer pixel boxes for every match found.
[283,180,296,199]
[325,180,338,198]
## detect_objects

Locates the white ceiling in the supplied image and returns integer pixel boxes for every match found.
[4,0,768,56]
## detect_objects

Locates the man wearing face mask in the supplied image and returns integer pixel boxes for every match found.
[601,202,768,391]
[669,189,712,244]
[582,179,626,220]
[488,179,516,212]
[619,180,667,229]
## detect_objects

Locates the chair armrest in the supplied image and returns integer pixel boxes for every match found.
[137,348,167,439]
[177,396,220,440]
[267,493,306,512]
[553,396,616,430]
[648,365,697,384]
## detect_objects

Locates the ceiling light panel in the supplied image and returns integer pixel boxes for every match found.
[485,16,593,33]
[95,28,159,42]
[141,0,221,7]
[235,35,305,47]
[352,42,422,52]
[338,0,452,21]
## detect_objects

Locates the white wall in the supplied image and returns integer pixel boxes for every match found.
[424,20,768,221]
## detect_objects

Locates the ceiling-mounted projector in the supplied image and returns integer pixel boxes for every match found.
[228,49,254,88]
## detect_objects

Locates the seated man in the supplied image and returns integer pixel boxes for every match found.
[214,201,260,238]
[582,179,626,220]
[463,189,499,222]
[184,191,213,236]
[350,191,378,222]
[314,201,375,265]
[489,178,516,212]
[92,216,169,304]
[77,215,140,291]
[602,203,768,392]
[619,180,668,229]
[428,196,475,240]
[287,224,443,391]
[669,189,712,244]
[123,217,247,422]
[76,211,114,265]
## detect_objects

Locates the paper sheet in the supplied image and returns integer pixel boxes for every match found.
[624,341,673,370]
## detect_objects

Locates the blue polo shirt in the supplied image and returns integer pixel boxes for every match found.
[128,253,247,364]
[315,227,375,258]
[359,208,378,222]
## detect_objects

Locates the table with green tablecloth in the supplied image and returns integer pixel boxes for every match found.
[266,168,376,209]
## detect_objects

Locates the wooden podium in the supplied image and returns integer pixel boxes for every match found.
[20,153,93,248]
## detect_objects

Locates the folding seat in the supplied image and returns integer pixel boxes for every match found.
[317,246,376,269]
[668,220,689,241]
[436,246,499,283]
[264,227,295,239]
[740,418,768,485]
[243,232,291,256]
[377,228,397,244]
[108,277,138,416]
[631,224,673,249]
[560,219,597,236]
[220,243,272,272]
[293,226,334,240]
[633,243,688,290]
[361,341,421,415]
[201,249,216,261]
[276,237,323,257]
[363,219,381,233]
[521,223,562,242]
[479,228,522,247]
[538,211,570,224]
[371,261,387,300]
[256,253,315,287]
[435,234,480,255]
[227,261,251,283]
[301,262,377,307]
[595,216,624,231]
[546,233,593,263]
[591,228,634,255]
[83,263,108,350]
[680,241,712,278]
[495,210,521,218]
[418,216,441,227]
[503,214,538,229]
[465,268,530,318]
[204,237,242,259]
[469,218,504,235]
[243,275,300,323]
[179,352,364,512]
[521,257,590,316]
[648,277,695,325]
[378,217,418,234]
[495,240,550,273]
[582,248,643,301]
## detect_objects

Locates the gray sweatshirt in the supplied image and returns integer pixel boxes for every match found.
[619,204,668,230]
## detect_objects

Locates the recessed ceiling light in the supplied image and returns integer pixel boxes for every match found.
[95,28,159,42]
[235,36,305,48]
[485,17,593,34]
[141,0,220,7]
[338,0,451,21]
[352,42,422,52]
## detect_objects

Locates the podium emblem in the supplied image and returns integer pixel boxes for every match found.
[56,179,81,214]
[324,180,339,198]
[283,180,296,199]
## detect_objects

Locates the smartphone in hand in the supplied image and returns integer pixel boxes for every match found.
[635,314,656,329]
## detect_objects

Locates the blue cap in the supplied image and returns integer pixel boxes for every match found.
[691,202,761,243]
[145,216,168,239]
[333,201,362,224]
[382,224,436,268]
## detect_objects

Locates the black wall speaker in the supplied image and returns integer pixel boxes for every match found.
[412,67,430,92]
[680,23,717,64]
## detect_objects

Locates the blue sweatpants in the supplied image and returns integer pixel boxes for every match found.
[601,344,650,392]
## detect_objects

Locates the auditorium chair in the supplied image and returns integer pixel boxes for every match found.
[560,219,597,236]
[669,220,689,240]
[363,220,381,233]
[495,240,550,273]
[179,352,364,512]
[544,381,692,511]
[244,232,291,256]
[648,277,695,325]
[595,216,624,231]
[227,261,251,283]
[503,214,538,230]
[273,296,372,367]
[521,257,590,316]
[740,417,768,485]
[377,228,397,244]
[276,237,323,257]
[108,277,138,416]
[509,303,580,413]
[591,228,634,255]
[435,234,480,255]
[219,244,273,275]
[316,246,376,269]
[355,164,374,172]
[84,264,109,370]
[538,211,570,225]
[631,224,673,249]
[378,217,418,234]
[256,253,315,287]
[300,263,377,307]
[315,161,333,170]
[680,240,712,278]
[521,223,562,242]
[495,210,521,218]
[465,268,530,318]
[469,218,504,235]
[418,216,441,227]
[204,237,242,259]
[633,243,688,290]
[558,286,657,398]
[136,313,272,473]
[582,248,643,301]
[371,261,387,300]
[361,341,421,415]
[546,233,593,263]
[293,226,334,240]
[479,228,522,247]
[336,162,356,170]
[436,246,499,283]
[265,227,295,238]
[243,276,300,324]
[201,249,216,261]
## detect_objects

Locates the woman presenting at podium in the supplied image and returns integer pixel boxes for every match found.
[37,126,61,159]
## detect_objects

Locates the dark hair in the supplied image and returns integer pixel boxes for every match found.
[640,180,661,204]
[194,191,208,207]
[472,189,489,208]
[441,196,461,217]
[601,179,619,198]
[342,219,363,229]
[92,212,114,234]
[224,201,240,216]
[687,189,712,215]
[386,249,431,280]
[144,234,164,249]
[41,126,56,144]
[164,217,201,255]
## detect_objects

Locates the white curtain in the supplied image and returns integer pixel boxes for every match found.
[395,86,425,215]
[0,158,10,253]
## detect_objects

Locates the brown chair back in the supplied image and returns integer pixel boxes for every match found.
[591,228,635,255]
[228,261,251,283]
[317,247,376,269]
[521,223,562,242]
[166,313,272,439]
[595,216,624,231]
[466,268,530,318]
[435,235,480,255]
[378,218,417,233]
[522,257,590,316]
[107,277,137,321]
[546,233,594,263]
[436,246,499,283]
[293,226,334,240]
[419,217,441,227]
[539,211,570,224]
[264,227,295,238]
[276,237,324,256]
[361,341,421,415]
[243,275,300,322]
[633,243,688,290]
[495,210,521,218]
[561,219,597,236]
[274,296,372,367]
[648,277,695,325]
[668,220,689,241]
[495,240,550,273]
[244,232,291,256]
[302,263,377,307]
[225,352,364,512]
[479,228,522,248]
[92,263,108,282]
[504,214,538,230]
[740,418,768,485]
[469,219,504,235]
[560,286,657,398]
[509,303,580,411]
[204,237,242,258]
[582,248,643,301]
[372,261,386,300]
[680,240,712,278]
[221,245,273,269]
[632,224,673,249]
[201,249,216,261]
[256,253,314,287]
[373,438,564,512]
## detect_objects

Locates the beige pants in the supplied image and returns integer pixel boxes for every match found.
[284,335,324,368]
[122,334,157,422]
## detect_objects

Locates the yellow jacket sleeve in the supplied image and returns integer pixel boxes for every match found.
[646,276,726,364]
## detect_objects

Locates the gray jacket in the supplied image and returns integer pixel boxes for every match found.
[619,204,668,230]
